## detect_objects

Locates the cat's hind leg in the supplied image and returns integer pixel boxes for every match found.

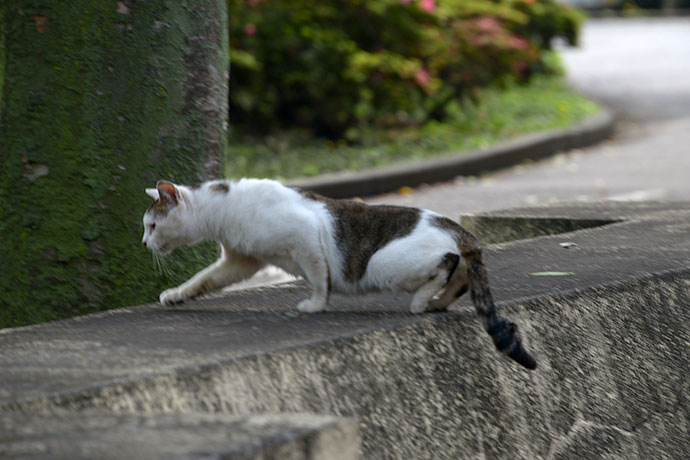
[409,253,460,314]
[428,257,468,311]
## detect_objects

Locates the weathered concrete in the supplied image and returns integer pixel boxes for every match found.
[2,202,689,459]
[461,200,690,243]
[0,412,360,460]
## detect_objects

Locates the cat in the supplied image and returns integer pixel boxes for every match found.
[142,178,536,370]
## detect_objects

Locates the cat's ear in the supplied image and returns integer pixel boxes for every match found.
[156,180,179,205]
[145,188,159,201]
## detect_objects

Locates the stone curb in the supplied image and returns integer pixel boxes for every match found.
[0,413,361,460]
[288,108,615,198]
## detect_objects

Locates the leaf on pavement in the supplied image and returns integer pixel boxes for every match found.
[529,271,575,277]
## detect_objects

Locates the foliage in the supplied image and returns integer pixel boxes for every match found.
[226,74,599,180]
[227,0,584,139]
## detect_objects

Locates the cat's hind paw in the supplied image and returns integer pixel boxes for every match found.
[297,298,326,313]
[426,298,450,312]
[159,287,188,306]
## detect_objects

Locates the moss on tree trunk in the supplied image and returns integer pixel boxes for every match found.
[0,1,228,327]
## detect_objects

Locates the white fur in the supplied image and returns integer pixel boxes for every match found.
[145,188,159,201]
[143,179,463,313]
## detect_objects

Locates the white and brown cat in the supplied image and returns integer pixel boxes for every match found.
[142,179,536,369]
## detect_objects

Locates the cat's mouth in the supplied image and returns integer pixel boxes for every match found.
[151,242,173,255]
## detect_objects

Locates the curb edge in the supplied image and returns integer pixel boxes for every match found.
[288,108,615,198]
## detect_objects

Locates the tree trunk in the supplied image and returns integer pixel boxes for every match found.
[0,1,228,327]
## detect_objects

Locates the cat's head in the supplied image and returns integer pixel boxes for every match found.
[142,181,192,254]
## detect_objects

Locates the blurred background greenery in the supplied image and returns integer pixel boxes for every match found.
[225,0,592,179]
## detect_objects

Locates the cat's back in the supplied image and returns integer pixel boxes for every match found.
[222,178,313,211]
[231,178,296,201]
[228,179,331,229]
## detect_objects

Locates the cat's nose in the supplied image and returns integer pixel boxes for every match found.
[142,240,147,248]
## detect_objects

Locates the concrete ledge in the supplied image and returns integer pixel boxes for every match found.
[0,412,360,460]
[2,201,689,459]
[289,109,615,198]
[460,201,688,244]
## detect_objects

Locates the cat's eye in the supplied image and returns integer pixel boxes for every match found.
[149,223,156,232]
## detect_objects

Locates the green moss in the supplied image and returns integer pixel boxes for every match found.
[0,6,5,120]
[0,0,228,328]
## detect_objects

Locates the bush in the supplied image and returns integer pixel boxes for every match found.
[227,0,583,140]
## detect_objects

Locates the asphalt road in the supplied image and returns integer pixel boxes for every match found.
[369,17,690,217]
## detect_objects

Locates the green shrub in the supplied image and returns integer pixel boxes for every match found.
[227,0,583,140]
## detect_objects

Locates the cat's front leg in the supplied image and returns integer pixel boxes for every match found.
[158,248,263,306]
[160,286,190,305]
[159,278,210,305]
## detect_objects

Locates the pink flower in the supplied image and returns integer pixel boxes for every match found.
[243,23,257,36]
[475,17,501,34]
[415,68,431,87]
[419,0,436,12]
[506,35,529,50]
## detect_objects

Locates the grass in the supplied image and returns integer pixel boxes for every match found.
[225,75,599,181]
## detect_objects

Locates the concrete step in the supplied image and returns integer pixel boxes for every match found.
[2,202,689,459]
[0,412,359,460]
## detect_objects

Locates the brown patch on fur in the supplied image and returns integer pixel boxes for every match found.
[439,252,460,284]
[454,285,468,298]
[210,182,230,194]
[299,189,420,281]
[430,215,470,246]
[146,199,173,219]
[157,181,179,205]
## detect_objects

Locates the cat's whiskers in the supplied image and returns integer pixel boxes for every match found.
[152,252,172,282]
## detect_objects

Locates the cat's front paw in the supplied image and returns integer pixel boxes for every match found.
[159,287,188,306]
[297,298,326,313]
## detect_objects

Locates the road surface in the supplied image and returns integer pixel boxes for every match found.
[369,17,690,216]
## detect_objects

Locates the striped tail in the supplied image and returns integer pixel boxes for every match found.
[462,241,537,370]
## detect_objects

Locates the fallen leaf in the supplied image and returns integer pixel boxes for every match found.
[529,272,575,277]
[559,242,579,249]
[397,186,414,196]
